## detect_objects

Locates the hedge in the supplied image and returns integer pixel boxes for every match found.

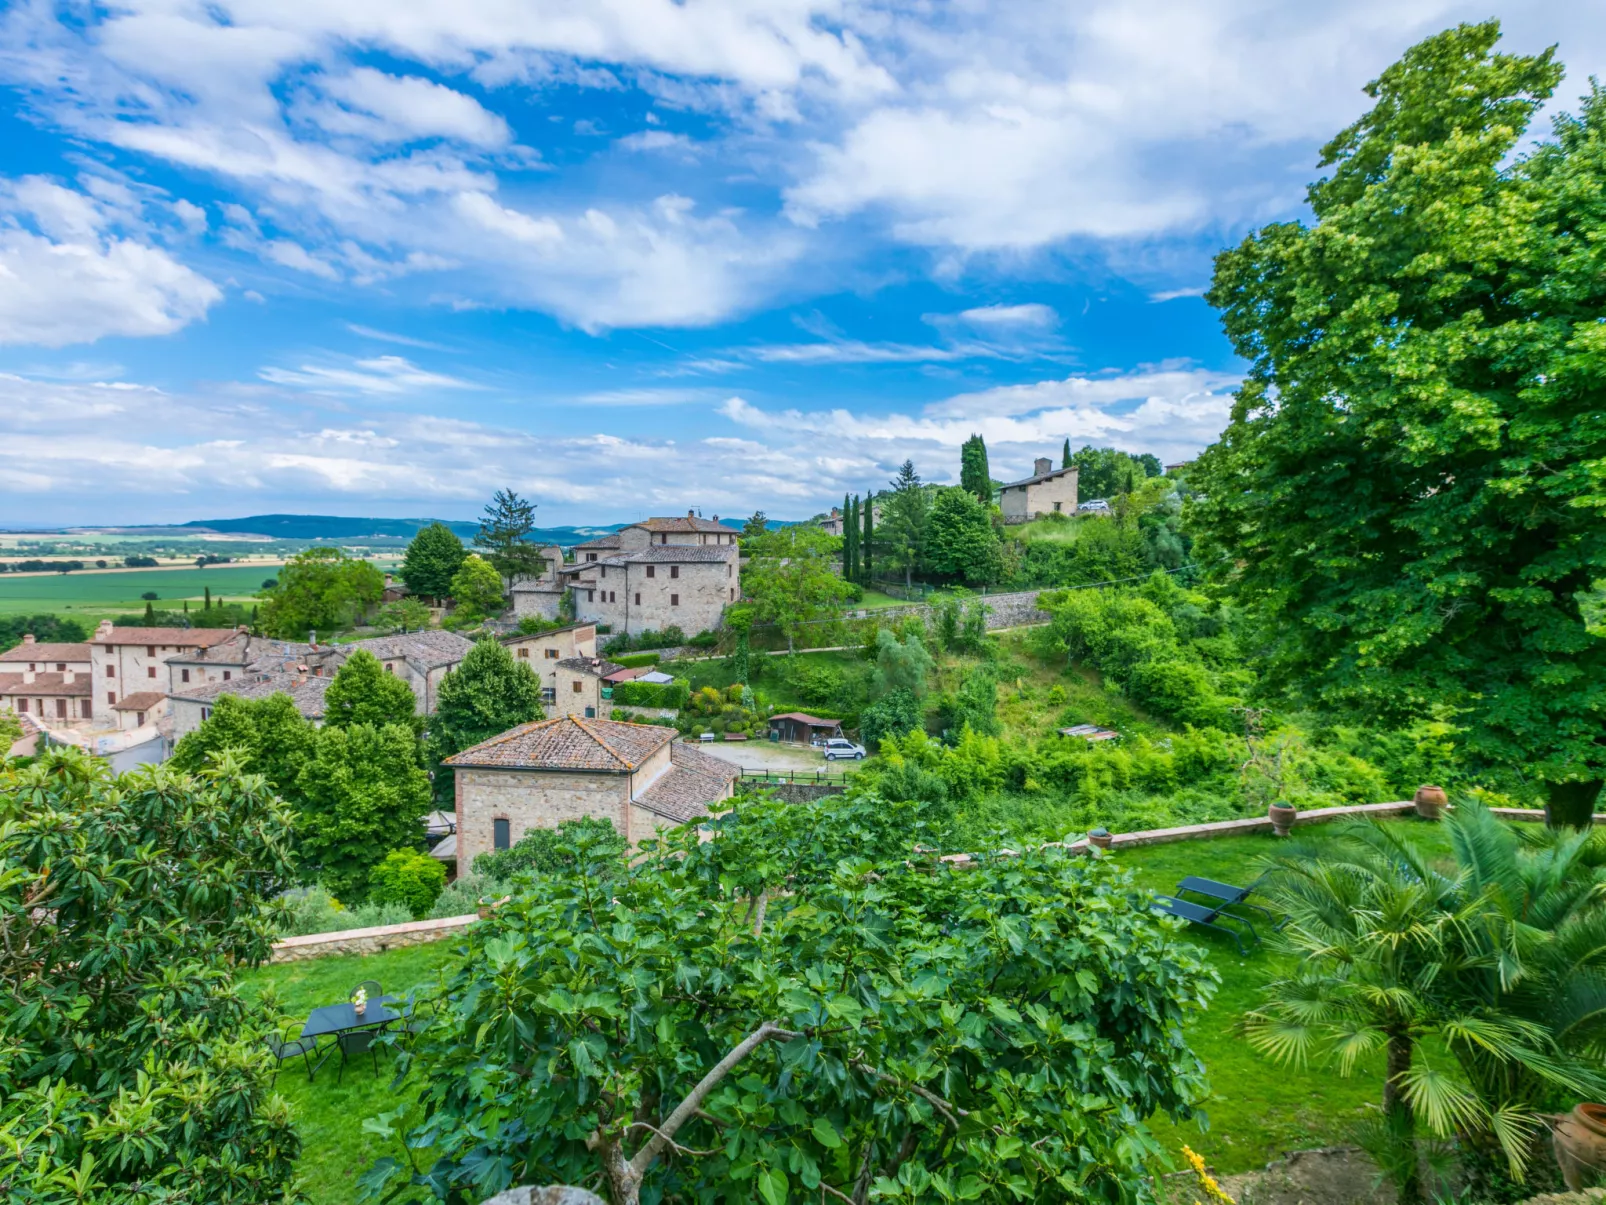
[611,678,691,708]
[611,652,662,668]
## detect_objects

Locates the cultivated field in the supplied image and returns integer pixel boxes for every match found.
[0,564,284,618]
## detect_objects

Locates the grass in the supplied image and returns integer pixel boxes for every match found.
[1007,515,1090,545]
[239,942,462,1205]
[0,564,283,619]
[663,648,870,715]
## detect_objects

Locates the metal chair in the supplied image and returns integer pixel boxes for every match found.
[397,991,434,1045]
[265,1029,316,1085]
[350,979,382,1005]
[336,1027,381,1084]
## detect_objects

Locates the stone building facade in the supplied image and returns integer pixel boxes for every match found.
[500,623,597,709]
[510,514,741,637]
[89,622,243,728]
[998,457,1079,522]
[445,716,739,871]
[0,637,94,729]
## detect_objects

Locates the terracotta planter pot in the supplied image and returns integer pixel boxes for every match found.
[1268,802,1296,837]
[1088,828,1113,851]
[1554,1104,1606,1190]
[1414,784,1448,820]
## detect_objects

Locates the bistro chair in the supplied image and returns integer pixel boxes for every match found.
[336,1027,382,1084]
[265,1029,317,1085]
[350,979,383,1007]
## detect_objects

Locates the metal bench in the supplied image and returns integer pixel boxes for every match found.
[1150,894,1259,956]
[1175,874,1281,927]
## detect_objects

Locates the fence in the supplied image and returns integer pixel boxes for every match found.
[738,768,853,786]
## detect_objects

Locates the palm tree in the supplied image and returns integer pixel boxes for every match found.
[1244,801,1606,1197]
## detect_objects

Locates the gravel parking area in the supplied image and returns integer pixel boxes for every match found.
[687,740,859,774]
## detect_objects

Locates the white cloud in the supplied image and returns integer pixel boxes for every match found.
[924,364,1241,419]
[0,176,220,347]
[308,69,513,148]
[951,303,1058,329]
[616,130,700,156]
[1150,286,1206,302]
[258,354,478,394]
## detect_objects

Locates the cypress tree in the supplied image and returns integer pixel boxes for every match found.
[862,493,875,583]
[204,586,212,610]
[960,434,992,503]
[843,494,857,582]
[1062,438,1072,469]
[143,601,155,623]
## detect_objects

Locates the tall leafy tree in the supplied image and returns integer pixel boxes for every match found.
[879,460,930,589]
[925,485,1003,585]
[475,487,548,581]
[742,525,856,654]
[296,721,432,901]
[400,521,468,601]
[0,614,88,653]
[742,511,769,540]
[0,750,300,1202]
[449,553,507,620]
[1191,22,1606,825]
[324,647,420,731]
[428,638,546,805]
[259,546,384,639]
[169,691,316,802]
[960,433,992,502]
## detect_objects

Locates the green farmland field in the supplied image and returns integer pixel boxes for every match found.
[0,564,285,619]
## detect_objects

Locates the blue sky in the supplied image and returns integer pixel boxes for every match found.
[0,1,1601,526]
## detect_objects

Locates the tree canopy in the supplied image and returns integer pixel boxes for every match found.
[476,488,548,581]
[1190,22,1606,823]
[399,521,467,600]
[924,486,1002,585]
[0,750,300,1203]
[449,553,507,620]
[365,792,1215,1205]
[259,546,385,638]
[741,525,856,653]
[879,460,930,589]
[169,691,317,800]
[959,434,991,502]
[324,647,420,731]
[428,638,546,804]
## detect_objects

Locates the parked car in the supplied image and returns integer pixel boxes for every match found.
[1078,499,1111,513]
[823,737,866,761]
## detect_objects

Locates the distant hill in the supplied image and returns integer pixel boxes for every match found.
[179,515,628,544]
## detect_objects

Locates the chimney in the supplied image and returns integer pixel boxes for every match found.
[21,633,35,645]
[1034,457,1052,476]
[95,620,113,639]
[23,668,34,684]
[688,509,695,518]
[63,669,74,684]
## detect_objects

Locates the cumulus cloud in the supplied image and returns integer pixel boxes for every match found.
[0,176,220,347]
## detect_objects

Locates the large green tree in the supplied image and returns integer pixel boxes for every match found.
[365,793,1215,1205]
[879,460,930,589]
[324,647,420,731]
[0,750,300,1202]
[476,488,549,581]
[296,721,432,901]
[959,433,992,502]
[427,638,546,805]
[449,553,507,621]
[169,691,317,802]
[399,521,467,601]
[259,546,384,638]
[741,524,856,653]
[1190,23,1606,825]
[924,485,1002,585]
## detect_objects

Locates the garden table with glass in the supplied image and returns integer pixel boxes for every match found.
[300,996,402,1076]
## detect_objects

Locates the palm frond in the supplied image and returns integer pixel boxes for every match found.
[1398,1060,1487,1138]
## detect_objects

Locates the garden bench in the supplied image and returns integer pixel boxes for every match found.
[1149,894,1258,956]
[1175,874,1280,926]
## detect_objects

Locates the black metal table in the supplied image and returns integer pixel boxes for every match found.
[300,997,402,1075]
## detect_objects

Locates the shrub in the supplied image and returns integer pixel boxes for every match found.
[368,847,448,918]
[427,873,513,919]
[611,677,690,708]
[277,885,414,936]
[472,815,627,880]
[612,651,662,668]
[687,629,720,648]
[860,686,923,750]
[140,590,159,600]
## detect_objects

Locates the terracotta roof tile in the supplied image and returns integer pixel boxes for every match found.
[635,516,736,534]
[443,715,674,772]
[111,690,168,711]
[633,742,740,824]
[93,627,240,647]
[0,671,91,697]
[0,642,93,662]
[556,657,626,677]
[168,672,331,719]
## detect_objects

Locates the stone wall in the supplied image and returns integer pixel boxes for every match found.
[843,589,1050,633]
[270,913,477,963]
[456,765,634,869]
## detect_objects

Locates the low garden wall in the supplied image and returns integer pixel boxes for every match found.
[268,800,1571,961]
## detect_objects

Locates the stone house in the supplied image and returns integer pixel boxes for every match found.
[499,623,597,709]
[89,622,244,728]
[998,457,1079,522]
[0,636,94,729]
[551,656,625,720]
[820,504,880,536]
[444,716,740,869]
[168,670,332,741]
[511,514,741,637]
[332,630,474,715]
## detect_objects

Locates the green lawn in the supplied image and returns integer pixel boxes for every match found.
[244,817,1458,1199]
[239,942,461,1205]
[0,563,283,618]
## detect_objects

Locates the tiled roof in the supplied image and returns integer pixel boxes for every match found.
[769,712,842,727]
[0,642,93,663]
[1000,464,1076,490]
[443,715,673,772]
[94,627,240,648]
[344,629,474,670]
[556,657,626,678]
[499,623,593,644]
[166,633,313,668]
[0,671,90,697]
[571,533,622,551]
[634,516,736,534]
[634,742,740,824]
[111,690,168,712]
[563,545,737,572]
[168,671,331,719]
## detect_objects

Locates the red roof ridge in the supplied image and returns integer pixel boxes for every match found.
[570,714,632,767]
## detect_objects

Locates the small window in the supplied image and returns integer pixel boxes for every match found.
[670,565,679,579]
[55,662,64,672]
[587,590,595,602]
[646,565,655,579]
[136,712,146,725]
[601,566,607,578]
[222,671,231,681]
[518,647,529,658]
[201,707,210,721]
[727,565,732,578]
[541,687,556,703]
[106,665,115,678]
[493,819,510,851]
[573,681,584,693]
[610,591,617,603]
[16,698,26,713]
[147,666,156,679]
[634,593,641,605]
[181,668,190,683]
[26,662,35,672]
[660,533,668,544]
[544,648,558,659]
[586,553,597,562]
[671,594,680,607]
[107,691,116,704]
[731,588,735,600]
[146,646,156,658]
[81,700,92,719]
[385,661,395,672]
[584,706,595,718]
